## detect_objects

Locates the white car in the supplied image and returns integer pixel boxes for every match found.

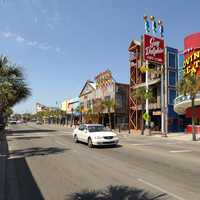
[73,124,119,148]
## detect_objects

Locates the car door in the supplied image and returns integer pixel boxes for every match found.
[77,124,84,142]
[82,125,89,142]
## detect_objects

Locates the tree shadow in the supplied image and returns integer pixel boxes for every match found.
[67,185,167,200]
[6,157,45,200]
[9,147,69,158]
[8,136,43,141]
[95,144,123,149]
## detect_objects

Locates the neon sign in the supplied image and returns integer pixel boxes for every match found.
[183,50,200,75]
[143,34,164,64]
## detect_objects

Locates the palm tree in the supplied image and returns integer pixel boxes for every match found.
[132,87,154,135]
[102,98,115,129]
[75,105,84,123]
[0,56,31,118]
[177,74,200,141]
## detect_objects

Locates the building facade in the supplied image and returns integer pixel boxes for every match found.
[128,35,179,132]
[174,32,200,131]
[79,71,129,128]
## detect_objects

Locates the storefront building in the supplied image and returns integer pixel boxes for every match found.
[128,34,179,132]
[174,32,200,132]
[79,70,129,128]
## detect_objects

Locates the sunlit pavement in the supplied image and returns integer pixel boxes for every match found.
[5,123,200,200]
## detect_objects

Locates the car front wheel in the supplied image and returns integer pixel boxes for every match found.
[74,135,79,143]
[88,138,93,148]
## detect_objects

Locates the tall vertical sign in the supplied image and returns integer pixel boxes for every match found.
[143,34,165,64]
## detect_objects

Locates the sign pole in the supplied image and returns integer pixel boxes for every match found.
[161,64,165,135]
[145,60,149,130]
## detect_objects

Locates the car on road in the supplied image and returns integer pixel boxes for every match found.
[9,120,17,125]
[73,124,119,148]
[36,121,42,125]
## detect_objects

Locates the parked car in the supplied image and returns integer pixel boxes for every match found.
[36,121,42,125]
[73,124,119,148]
[9,120,17,125]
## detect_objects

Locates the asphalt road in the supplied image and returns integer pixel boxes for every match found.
[5,123,200,200]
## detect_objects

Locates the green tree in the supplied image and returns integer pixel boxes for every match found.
[75,105,84,123]
[102,98,115,129]
[132,87,154,135]
[177,74,200,141]
[0,56,31,118]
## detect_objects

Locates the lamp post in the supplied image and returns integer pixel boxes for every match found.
[70,108,74,127]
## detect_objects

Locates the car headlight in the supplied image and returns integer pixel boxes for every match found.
[94,136,103,139]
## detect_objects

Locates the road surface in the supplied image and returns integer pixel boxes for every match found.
[5,123,200,200]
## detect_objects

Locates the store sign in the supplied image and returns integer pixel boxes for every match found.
[95,70,113,89]
[183,50,200,75]
[143,34,164,64]
[153,111,161,116]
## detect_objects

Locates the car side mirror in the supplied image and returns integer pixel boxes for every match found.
[84,129,88,133]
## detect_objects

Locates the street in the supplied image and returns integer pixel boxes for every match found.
[5,123,200,200]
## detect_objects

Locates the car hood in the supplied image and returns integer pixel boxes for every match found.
[90,131,117,137]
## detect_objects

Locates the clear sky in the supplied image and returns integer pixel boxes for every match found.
[1,0,199,113]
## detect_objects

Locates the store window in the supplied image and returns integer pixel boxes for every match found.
[87,100,91,109]
[168,52,176,68]
[169,71,176,86]
[169,89,176,105]
[105,96,111,101]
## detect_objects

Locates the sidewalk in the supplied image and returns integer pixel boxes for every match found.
[0,133,8,200]
[114,129,200,142]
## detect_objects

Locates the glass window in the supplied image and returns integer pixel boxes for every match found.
[87,100,91,109]
[169,71,176,86]
[168,52,176,68]
[169,89,176,105]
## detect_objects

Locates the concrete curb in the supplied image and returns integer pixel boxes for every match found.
[0,134,8,200]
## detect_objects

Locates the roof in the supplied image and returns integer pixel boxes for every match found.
[128,40,141,52]
[79,80,96,97]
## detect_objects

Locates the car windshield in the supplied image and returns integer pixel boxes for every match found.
[87,125,107,132]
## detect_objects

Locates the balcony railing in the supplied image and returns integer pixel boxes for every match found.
[174,92,200,105]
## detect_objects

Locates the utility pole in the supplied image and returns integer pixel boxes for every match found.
[145,60,150,134]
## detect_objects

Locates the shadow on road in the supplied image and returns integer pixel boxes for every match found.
[8,136,43,141]
[67,185,167,200]
[9,147,69,158]
[6,157,45,200]
[8,129,57,134]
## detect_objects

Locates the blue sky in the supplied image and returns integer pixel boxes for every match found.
[1,0,199,113]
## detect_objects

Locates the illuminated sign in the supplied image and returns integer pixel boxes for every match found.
[183,50,200,75]
[95,70,113,89]
[143,34,165,64]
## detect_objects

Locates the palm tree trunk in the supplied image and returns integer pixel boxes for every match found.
[141,104,145,135]
[109,112,112,129]
[192,97,197,141]
[101,113,104,125]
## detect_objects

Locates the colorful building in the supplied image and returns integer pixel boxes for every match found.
[128,34,179,133]
[174,32,200,131]
[79,71,129,128]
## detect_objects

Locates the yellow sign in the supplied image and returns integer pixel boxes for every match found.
[183,50,200,75]
[95,70,113,89]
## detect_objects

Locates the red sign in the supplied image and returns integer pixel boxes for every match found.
[143,34,164,64]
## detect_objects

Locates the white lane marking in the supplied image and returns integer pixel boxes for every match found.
[138,178,185,200]
[166,142,177,145]
[170,150,192,153]
[131,143,153,146]
[8,155,23,159]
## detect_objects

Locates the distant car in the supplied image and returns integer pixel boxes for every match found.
[36,121,42,125]
[9,120,17,125]
[73,124,119,148]
[16,120,23,124]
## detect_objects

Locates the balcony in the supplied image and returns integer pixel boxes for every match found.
[174,92,200,114]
